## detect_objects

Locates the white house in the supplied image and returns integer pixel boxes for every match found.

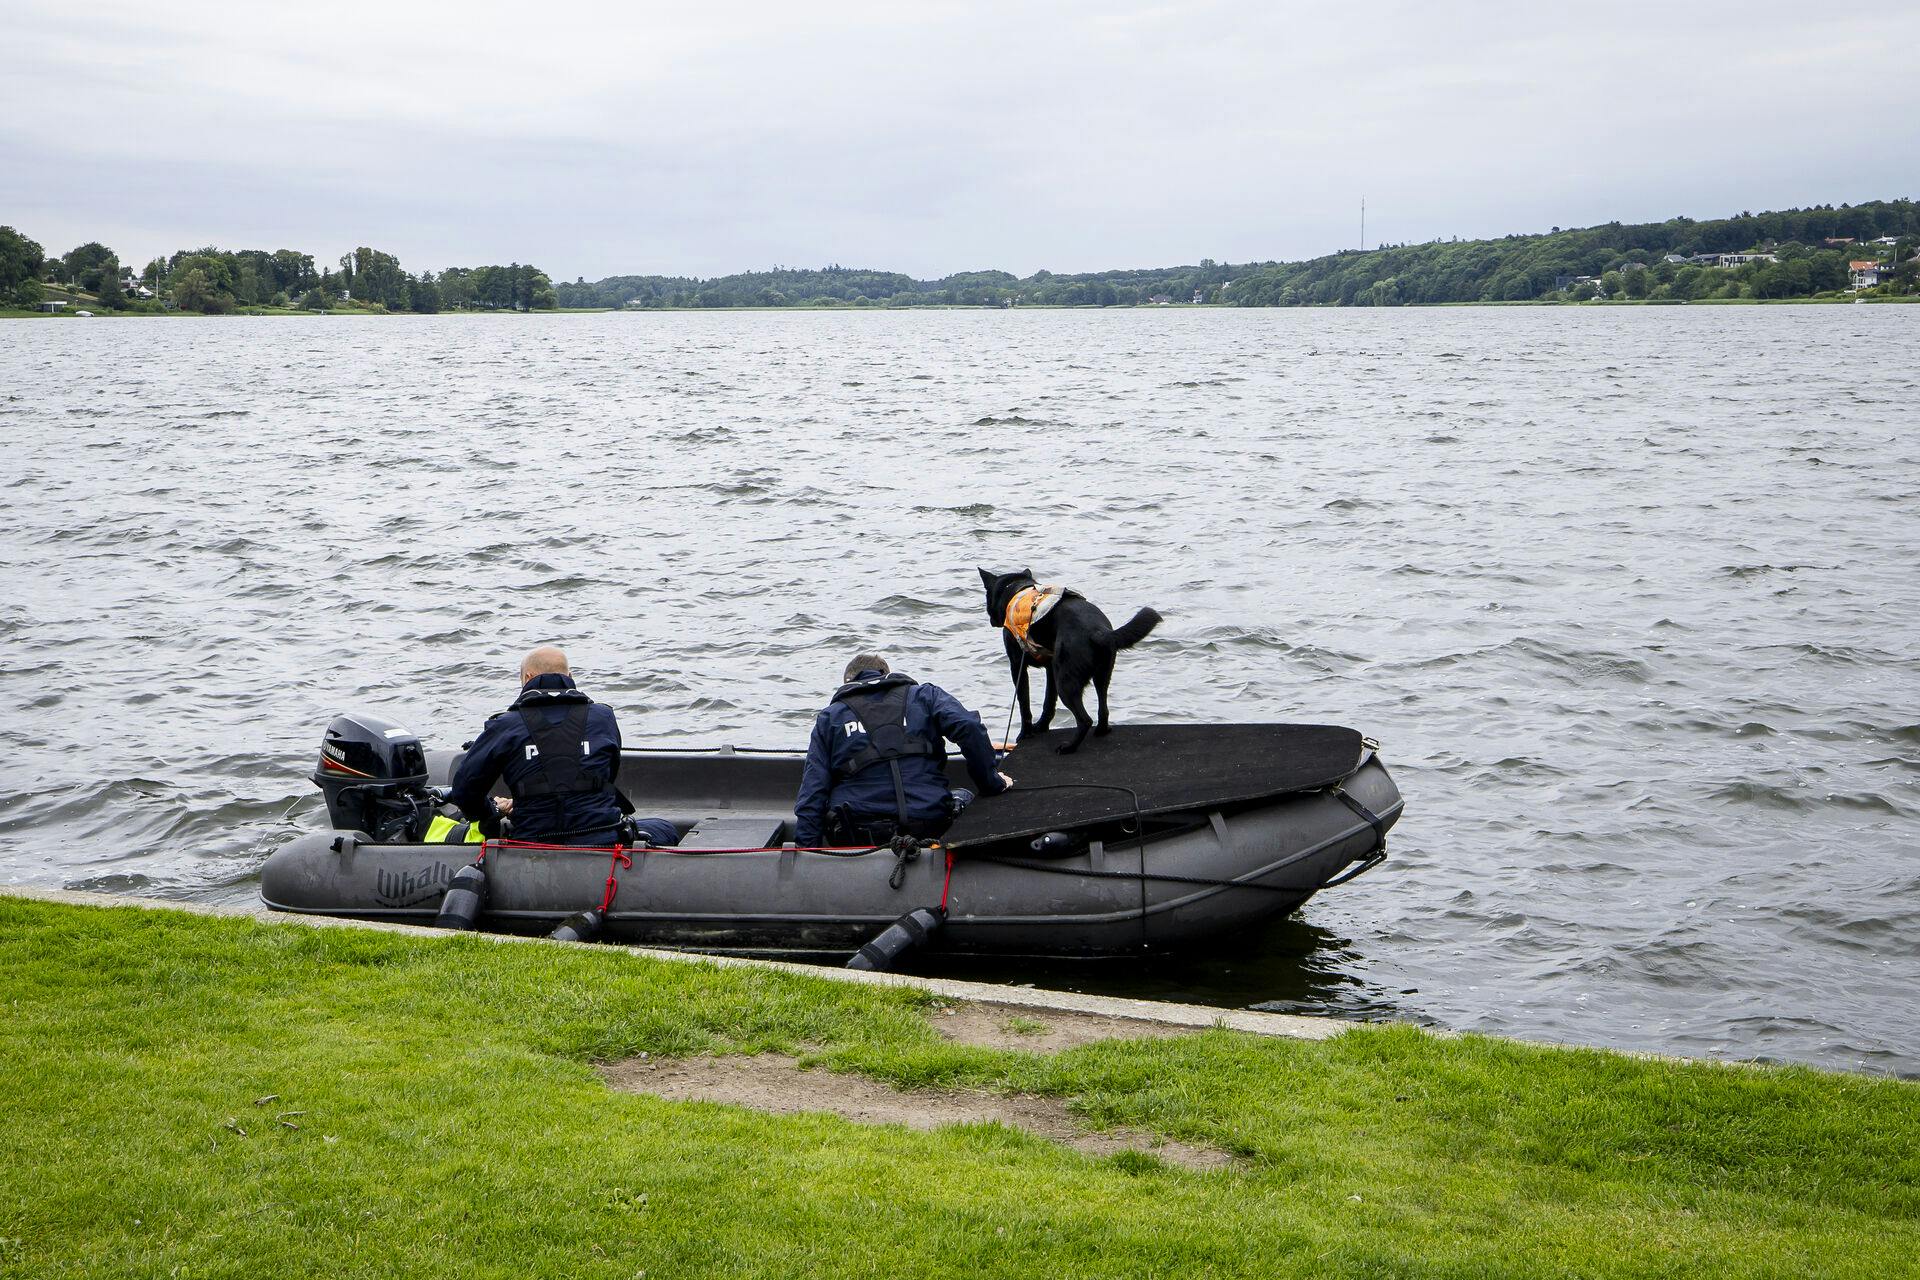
[1850,260,1885,289]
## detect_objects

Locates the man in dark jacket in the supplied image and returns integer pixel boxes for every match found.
[793,653,1013,846]
[449,647,677,847]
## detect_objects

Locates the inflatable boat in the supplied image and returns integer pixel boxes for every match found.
[260,719,1402,960]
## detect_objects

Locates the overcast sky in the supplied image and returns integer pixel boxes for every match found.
[5,1,1917,281]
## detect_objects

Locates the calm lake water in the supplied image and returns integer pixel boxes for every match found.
[2,307,1916,1075]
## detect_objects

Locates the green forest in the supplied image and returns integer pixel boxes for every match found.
[1225,199,1920,306]
[554,198,1918,308]
[0,229,556,314]
[554,262,1245,309]
[5,198,1915,316]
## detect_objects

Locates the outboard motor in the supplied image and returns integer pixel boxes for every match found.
[313,712,432,842]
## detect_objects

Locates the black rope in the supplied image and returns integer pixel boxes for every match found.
[972,828,1366,893]
[968,781,1385,895]
[978,781,1151,936]
[973,855,1308,893]
[887,835,923,889]
[1328,785,1388,854]
[995,782,1147,841]
[1000,651,1028,748]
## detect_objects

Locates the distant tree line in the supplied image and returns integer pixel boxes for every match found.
[554,260,1258,309]
[1225,200,1920,306]
[0,227,556,314]
[555,200,1917,310]
[9,197,1916,315]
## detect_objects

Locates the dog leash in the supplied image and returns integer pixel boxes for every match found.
[1000,651,1028,750]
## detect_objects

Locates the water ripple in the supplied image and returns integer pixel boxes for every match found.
[1,306,1917,1077]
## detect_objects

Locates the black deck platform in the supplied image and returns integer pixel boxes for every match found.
[944,723,1366,848]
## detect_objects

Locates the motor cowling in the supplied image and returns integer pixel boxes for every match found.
[314,712,431,841]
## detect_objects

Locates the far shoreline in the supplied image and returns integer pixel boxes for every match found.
[5,296,1916,321]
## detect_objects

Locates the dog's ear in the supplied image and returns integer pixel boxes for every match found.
[979,567,1005,622]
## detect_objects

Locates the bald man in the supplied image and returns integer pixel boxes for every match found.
[448,647,676,847]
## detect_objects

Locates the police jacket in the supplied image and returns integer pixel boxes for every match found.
[793,671,1008,845]
[449,673,626,842]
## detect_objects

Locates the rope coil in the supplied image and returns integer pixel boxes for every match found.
[887,835,924,890]
[599,846,633,913]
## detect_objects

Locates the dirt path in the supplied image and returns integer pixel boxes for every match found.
[599,1053,1232,1171]
[924,999,1203,1052]
[601,1002,1228,1170]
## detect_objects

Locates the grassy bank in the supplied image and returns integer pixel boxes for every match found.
[0,898,1913,1278]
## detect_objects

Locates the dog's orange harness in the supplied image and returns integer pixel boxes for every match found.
[1003,584,1069,661]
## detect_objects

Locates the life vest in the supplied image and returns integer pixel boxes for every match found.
[504,698,636,829]
[511,704,611,799]
[423,814,484,844]
[1003,584,1070,660]
[831,675,940,826]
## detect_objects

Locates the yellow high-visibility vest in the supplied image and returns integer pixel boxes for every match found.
[423,814,485,844]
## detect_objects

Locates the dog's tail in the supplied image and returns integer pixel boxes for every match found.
[1100,607,1162,652]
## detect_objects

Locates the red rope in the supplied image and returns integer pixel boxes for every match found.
[484,839,883,855]
[599,846,633,913]
[482,835,952,916]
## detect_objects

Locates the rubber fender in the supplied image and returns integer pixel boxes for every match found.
[549,909,604,944]
[433,863,488,931]
[846,907,946,971]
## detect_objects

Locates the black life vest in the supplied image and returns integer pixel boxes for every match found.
[512,704,609,798]
[507,702,636,828]
[832,675,940,825]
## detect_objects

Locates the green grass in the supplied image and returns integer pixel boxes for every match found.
[0,899,1912,1279]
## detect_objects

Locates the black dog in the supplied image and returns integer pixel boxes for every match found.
[978,568,1162,754]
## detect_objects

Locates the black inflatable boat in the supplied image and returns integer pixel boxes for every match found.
[261,719,1402,959]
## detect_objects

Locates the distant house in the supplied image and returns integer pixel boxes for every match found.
[36,300,67,312]
[1850,260,1885,288]
[1823,237,1856,248]
[1663,254,1688,264]
[1191,289,1205,304]
[1621,261,1648,272]
[1872,236,1900,246]
[1149,295,1172,305]
[1718,253,1778,267]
